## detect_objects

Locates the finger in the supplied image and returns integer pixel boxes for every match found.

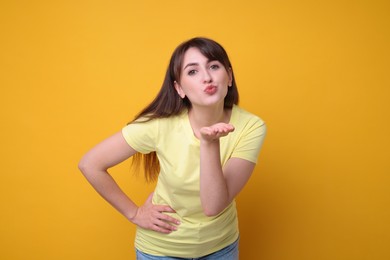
[153,205,180,224]
[154,205,176,213]
[221,125,235,134]
[157,212,181,225]
[213,124,233,133]
[151,223,175,234]
[147,220,173,234]
[155,219,178,231]
[147,213,178,233]
[215,127,231,136]
[200,127,213,136]
[226,123,235,130]
[220,124,234,132]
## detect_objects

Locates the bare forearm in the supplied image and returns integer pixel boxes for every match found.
[80,167,138,222]
[199,140,230,216]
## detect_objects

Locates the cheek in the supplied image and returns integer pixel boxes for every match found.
[179,78,197,91]
[218,71,231,84]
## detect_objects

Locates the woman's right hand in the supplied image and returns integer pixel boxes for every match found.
[130,193,180,234]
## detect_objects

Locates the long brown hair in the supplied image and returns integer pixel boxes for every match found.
[131,37,239,182]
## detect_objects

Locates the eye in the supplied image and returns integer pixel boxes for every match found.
[210,64,220,70]
[187,69,197,76]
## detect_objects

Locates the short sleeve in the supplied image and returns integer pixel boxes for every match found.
[121,119,158,154]
[230,118,267,163]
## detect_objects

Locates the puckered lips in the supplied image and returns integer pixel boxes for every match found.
[204,85,217,95]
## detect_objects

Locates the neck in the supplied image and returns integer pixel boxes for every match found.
[188,104,232,137]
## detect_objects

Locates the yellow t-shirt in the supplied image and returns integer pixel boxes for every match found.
[122,105,266,257]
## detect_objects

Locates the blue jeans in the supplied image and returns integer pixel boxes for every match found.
[135,238,239,260]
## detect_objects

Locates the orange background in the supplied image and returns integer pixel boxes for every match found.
[1,1,389,259]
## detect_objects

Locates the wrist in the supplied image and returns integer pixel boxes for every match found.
[200,138,220,146]
[126,207,139,223]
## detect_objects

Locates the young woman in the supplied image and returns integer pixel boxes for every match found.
[79,37,266,259]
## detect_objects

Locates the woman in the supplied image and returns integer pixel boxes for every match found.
[79,37,266,259]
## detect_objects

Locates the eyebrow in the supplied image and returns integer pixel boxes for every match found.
[183,59,217,70]
[183,62,199,70]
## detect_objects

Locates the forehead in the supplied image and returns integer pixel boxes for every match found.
[182,47,209,66]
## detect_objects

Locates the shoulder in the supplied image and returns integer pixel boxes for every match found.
[232,105,266,129]
[124,112,188,133]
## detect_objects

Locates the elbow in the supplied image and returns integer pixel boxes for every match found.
[78,154,108,179]
[203,206,224,217]
[78,159,85,173]
[78,156,92,176]
[78,158,87,175]
[204,211,220,217]
[202,197,233,217]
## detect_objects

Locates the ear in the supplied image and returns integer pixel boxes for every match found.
[174,81,186,98]
[228,68,233,87]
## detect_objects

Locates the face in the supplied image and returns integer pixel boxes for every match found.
[174,47,232,108]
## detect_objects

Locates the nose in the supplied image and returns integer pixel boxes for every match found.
[202,69,212,83]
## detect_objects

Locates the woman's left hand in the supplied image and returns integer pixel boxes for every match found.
[199,123,234,142]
